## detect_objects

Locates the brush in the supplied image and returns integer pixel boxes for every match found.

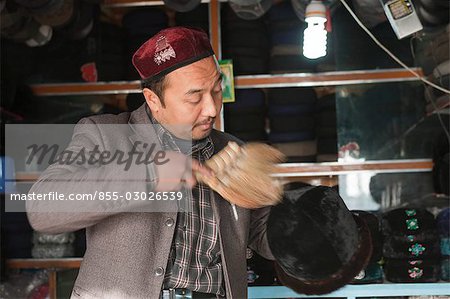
[195,141,287,209]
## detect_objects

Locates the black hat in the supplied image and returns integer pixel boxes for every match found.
[382,208,440,259]
[384,258,440,283]
[349,262,383,284]
[267,186,372,295]
[442,257,450,281]
[163,0,201,13]
[351,210,382,263]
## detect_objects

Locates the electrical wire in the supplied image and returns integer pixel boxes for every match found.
[339,0,450,95]
[339,0,450,141]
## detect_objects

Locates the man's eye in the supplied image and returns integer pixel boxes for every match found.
[188,99,201,104]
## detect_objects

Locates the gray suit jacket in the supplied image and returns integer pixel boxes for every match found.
[27,104,274,299]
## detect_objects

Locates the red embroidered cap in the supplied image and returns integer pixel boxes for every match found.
[132,27,214,81]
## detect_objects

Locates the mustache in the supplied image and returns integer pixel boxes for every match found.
[195,118,215,127]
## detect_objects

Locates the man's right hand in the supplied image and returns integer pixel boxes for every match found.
[154,152,213,191]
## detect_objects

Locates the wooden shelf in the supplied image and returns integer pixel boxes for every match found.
[7,258,82,269]
[14,159,432,182]
[248,283,450,298]
[29,68,423,96]
[275,159,433,177]
[102,0,224,7]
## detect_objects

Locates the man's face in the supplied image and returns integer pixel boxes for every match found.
[145,56,223,140]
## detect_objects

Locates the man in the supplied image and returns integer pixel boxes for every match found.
[27,27,274,299]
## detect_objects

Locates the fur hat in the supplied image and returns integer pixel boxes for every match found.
[384,258,440,283]
[382,208,440,259]
[441,257,450,281]
[351,210,382,263]
[349,262,383,284]
[267,185,372,295]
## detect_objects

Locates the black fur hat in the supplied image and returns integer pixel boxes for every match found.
[384,258,440,283]
[382,208,440,259]
[351,210,382,263]
[267,186,372,295]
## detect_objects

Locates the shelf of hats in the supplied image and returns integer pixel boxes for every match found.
[2,0,449,298]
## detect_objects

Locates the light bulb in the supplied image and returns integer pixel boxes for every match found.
[303,1,327,60]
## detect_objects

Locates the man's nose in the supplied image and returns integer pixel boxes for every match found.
[202,95,218,118]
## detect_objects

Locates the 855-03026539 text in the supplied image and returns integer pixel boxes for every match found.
[10,191,184,201]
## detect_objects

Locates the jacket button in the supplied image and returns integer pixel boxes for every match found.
[155,267,164,276]
[165,218,174,227]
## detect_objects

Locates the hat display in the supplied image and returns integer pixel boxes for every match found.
[163,0,201,13]
[433,132,450,195]
[268,87,317,162]
[221,4,269,75]
[350,262,383,284]
[442,257,450,281]
[132,27,214,81]
[33,0,75,28]
[267,185,372,295]
[437,208,450,256]
[384,258,440,283]
[224,89,267,142]
[175,4,209,35]
[351,211,382,263]
[382,208,440,259]
[229,0,272,20]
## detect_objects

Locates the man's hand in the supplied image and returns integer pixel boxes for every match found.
[154,152,214,191]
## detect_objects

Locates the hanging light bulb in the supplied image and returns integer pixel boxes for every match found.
[303,0,327,59]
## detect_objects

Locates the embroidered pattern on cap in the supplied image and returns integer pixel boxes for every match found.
[409,243,426,257]
[408,267,423,279]
[154,35,176,65]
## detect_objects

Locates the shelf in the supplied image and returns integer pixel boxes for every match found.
[248,283,450,298]
[13,159,432,182]
[235,68,423,88]
[102,0,225,7]
[275,159,433,177]
[7,258,82,269]
[7,259,449,298]
[29,68,424,96]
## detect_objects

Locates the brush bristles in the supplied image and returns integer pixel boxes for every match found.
[196,142,286,209]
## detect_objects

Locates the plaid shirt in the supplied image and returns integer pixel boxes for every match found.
[147,109,224,296]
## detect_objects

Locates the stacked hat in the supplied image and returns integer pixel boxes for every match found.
[221,4,269,75]
[425,60,450,114]
[175,4,209,34]
[163,0,201,13]
[246,248,278,286]
[32,232,75,258]
[437,208,450,281]
[1,157,33,258]
[316,92,337,162]
[1,2,53,47]
[382,208,441,282]
[268,88,317,162]
[122,7,168,79]
[350,211,383,284]
[224,89,267,142]
[2,209,33,258]
[77,21,126,82]
[415,0,449,28]
[433,132,450,195]
[267,185,372,295]
[416,24,449,114]
[414,25,449,77]
[267,1,316,74]
[228,0,272,21]
[369,173,436,209]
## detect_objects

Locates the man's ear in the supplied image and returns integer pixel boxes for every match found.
[142,88,162,113]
